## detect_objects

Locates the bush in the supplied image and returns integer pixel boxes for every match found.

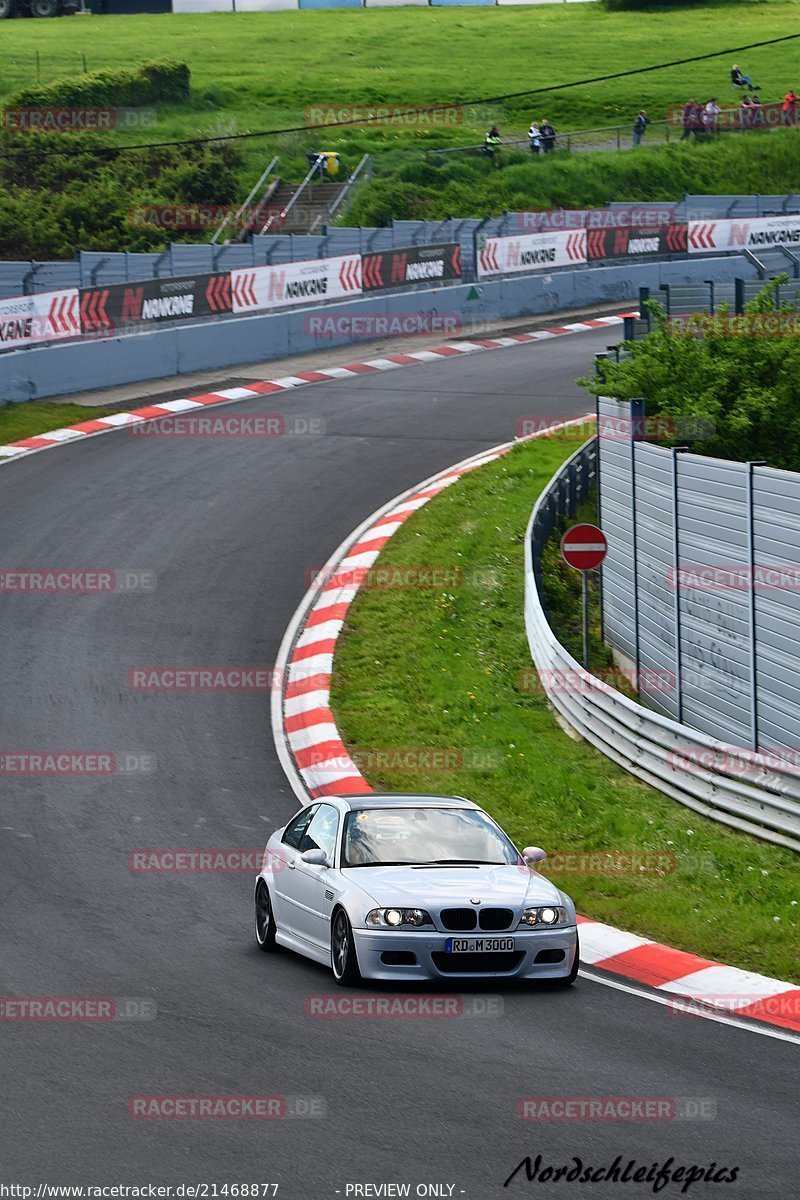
[578,279,800,471]
[0,61,246,259]
[8,61,190,111]
[0,132,242,258]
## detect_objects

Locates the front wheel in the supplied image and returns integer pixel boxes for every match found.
[31,0,58,14]
[331,908,361,987]
[254,881,278,952]
[0,0,15,18]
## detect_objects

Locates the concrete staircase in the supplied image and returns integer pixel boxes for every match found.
[259,181,345,235]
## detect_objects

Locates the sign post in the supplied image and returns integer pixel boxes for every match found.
[560,523,608,669]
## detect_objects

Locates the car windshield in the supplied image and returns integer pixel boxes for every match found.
[341,806,520,868]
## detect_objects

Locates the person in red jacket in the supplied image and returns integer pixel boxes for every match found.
[782,90,799,124]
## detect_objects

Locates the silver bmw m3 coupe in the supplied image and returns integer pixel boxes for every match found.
[254,793,579,986]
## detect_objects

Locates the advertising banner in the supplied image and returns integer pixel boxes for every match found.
[586,225,688,260]
[688,214,800,254]
[79,274,232,335]
[231,255,362,314]
[476,230,586,278]
[0,289,80,352]
[361,243,462,291]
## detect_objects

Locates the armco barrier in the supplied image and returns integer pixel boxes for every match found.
[524,440,800,853]
[0,254,758,403]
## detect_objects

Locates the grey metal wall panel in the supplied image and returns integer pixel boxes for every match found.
[167,245,214,274]
[598,397,638,665]
[0,265,27,299]
[30,263,81,292]
[752,466,800,750]
[598,406,800,751]
[211,244,258,271]
[631,442,679,719]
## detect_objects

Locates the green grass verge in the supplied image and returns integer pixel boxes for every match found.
[0,402,113,444]
[330,429,800,982]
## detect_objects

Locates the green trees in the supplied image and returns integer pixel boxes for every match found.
[0,62,240,259]
[582,280,800,470]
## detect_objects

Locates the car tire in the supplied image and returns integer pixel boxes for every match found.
[254,881,278,953]
[30,0,57,14]
[331,908,361,987]
[0,0,15,18]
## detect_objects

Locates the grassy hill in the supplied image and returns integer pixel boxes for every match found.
[1,0,799,250]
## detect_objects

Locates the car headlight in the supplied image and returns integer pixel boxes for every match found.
[518,905,567,928]
[366,907,433,928]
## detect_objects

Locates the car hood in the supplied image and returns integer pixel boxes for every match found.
[340,864,561,908]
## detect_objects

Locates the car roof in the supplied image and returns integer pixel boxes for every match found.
[331,793,479,811]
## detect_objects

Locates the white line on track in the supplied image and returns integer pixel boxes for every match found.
[579,969,800,1045]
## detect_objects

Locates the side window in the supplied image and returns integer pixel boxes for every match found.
[282,805,318,850]
[299,803,340,862]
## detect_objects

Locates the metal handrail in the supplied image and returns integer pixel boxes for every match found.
[211,155,279,245]
[308,154,371,235]
[524,439,800,853]
[258,154,326,236]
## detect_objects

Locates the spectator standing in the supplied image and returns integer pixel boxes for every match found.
[704,98,721,133]
[750,94,764,128]
[692,100,706,137]
[528,121,542,154]
[782,90,798,124]
[483,124,501,167]
[540,119,556,153]
[739,95,754,131]
[632,109,650,146]
[680,100,695,140]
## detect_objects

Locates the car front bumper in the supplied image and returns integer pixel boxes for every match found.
[352,925,578,982]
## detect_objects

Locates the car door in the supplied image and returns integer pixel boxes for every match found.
[271,805,318,935]
[291,803,340,951]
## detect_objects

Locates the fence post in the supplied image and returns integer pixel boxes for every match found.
[735,277,745,315]
[658,283,671,317]
[638,286,650,326]
[746,460,766,750]
[671,446,689,722]
[630,399,645,686]
[595,392,605,642]
[705,279,715,315]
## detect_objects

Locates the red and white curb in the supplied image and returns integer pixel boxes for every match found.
[272,422,800,1038]
[0,313,631,464]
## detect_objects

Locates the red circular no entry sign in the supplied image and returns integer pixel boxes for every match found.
[560,523,608,571]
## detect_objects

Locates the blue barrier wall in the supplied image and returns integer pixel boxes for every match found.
[0,254,758,404]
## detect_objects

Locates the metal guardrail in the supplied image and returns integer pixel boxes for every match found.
[524,438,800,853]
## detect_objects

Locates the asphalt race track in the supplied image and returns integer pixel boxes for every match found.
[0,328,796,1198]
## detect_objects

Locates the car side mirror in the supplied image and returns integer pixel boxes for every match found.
[301,848,329,867]
[523,846,547,864]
